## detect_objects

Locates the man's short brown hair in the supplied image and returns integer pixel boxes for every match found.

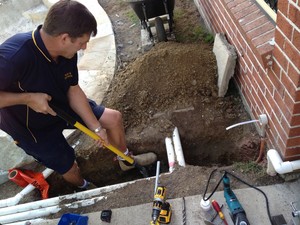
[43,0,97,38]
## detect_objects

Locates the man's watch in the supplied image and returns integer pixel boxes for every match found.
[94,126,102,133]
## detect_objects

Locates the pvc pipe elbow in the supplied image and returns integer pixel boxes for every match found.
[267,149,294,175]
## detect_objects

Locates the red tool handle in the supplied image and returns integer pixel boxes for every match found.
[212,200,221,213]
[212,200,228,225]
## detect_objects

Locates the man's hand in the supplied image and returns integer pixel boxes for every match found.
[94,127,109,148]
[26,93,57,116]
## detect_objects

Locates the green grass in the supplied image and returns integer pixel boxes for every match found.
[126,10,139,25]
[192,26,214,44]
[174,8,185,19]
[173,8,214,44]
[233,161,264,175]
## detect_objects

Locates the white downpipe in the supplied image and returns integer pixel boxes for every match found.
[267,149,300,176]
[0,168,54,208]
[165,137,175,172]
[172,127,186,167]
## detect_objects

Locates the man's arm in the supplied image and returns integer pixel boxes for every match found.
[0,91,56,115]
[67,85,101,131]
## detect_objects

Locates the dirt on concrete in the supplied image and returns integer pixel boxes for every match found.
[0,0,285,216]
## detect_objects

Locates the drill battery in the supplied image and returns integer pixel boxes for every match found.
[150,202,172,224]
[157,202,172,224]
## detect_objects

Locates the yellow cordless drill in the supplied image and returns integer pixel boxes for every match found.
[150,186,172,225]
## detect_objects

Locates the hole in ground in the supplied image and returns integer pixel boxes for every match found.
[47,107,260,198]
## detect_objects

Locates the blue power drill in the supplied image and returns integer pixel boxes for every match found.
[223,173,250,225]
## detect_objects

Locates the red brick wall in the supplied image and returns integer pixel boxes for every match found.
[194,0,300,160]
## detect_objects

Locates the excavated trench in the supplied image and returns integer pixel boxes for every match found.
[47,77,261,198]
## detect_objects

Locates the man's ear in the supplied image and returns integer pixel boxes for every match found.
[60,33,70,44]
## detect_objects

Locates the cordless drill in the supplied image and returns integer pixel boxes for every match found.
[150,186,172,225]
[223,174,250,225]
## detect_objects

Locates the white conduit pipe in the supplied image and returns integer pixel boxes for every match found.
[0,168,54,208]
[172,127,186,167]
[165,137,175,172]
[267,149,300,176]
[226,119,259,130]
[0,180,136,224]
[0,205,60,224]
[0,196,104,224]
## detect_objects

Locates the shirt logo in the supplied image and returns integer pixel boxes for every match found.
[64,72,73,80]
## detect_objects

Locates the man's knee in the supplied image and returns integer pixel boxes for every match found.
[102,108,123,127]
[63,162,80,176]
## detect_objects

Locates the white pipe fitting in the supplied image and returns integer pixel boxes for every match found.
[267,149,300,176]
[258,114,268,126]
[172,127,186,167]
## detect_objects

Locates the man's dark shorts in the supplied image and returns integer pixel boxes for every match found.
[16,100,105,174]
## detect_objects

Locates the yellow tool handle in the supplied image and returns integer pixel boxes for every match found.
[74,122,134,164]
[48,101,135,165]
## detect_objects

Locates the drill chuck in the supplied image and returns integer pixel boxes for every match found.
[152,200,163,222]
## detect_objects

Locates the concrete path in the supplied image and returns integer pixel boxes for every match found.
[13,178,300,225]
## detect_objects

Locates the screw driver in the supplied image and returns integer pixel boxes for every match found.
[212,200,228,225]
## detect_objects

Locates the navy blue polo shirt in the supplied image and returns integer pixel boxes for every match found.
[0,25,79,142]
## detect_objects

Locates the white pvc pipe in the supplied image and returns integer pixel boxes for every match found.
[0,168,54,208]
[0,196,104,224]
[267,149,300,176]
[165,137,175,172]
[0,205,61,224]
[172,127,186,167]
[0,178,136,223]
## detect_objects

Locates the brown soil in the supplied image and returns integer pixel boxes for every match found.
[0,0,284,216]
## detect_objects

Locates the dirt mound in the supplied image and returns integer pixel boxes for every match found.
[104,42,218,129]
